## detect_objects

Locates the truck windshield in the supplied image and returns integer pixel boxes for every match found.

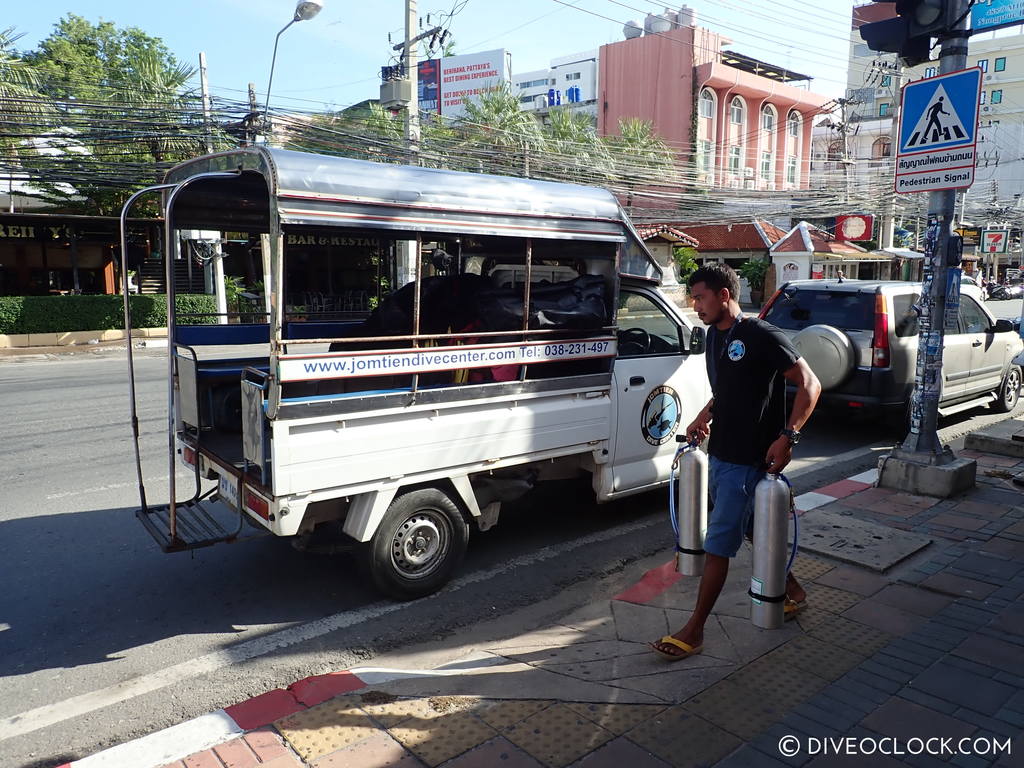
[763,288,874,332]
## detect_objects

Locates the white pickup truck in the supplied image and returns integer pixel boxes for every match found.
[126,147,709,599]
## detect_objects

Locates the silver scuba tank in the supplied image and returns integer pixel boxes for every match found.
[749,473,791,629]
[675,445,708,577]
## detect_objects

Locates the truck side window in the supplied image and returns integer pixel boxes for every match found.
[616,291,683,357]
[959,297,989,334]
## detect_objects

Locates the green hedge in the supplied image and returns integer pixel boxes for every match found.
[0,294,218,335]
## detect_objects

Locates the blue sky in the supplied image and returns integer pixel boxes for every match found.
[9,1,856,111]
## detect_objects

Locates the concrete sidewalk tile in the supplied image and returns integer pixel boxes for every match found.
[815,479,872,499]
[626,706,741,768]
[889,492,943,510]
[996,707,1024,728]
[814,566,889,597]
[979,537,1024,560]
[951,709,1020,740]
[842,601,926,636]
[717,614,801,664]
[927,513,991,531]
[476,700,554,731]
[611,601,669,644]
[311,730,421,768]
[844,667,902,695]
[390,711,496,767]
[950,500,1012,520]
[952,552,1024,580]
[501,639,650,667]
[795,605,832,632]
[871,584,953,617]
[662,612,737,662]
[794,694,868,731]
[991,603,1024,637]
[183,752,222,768]
[871,650,931,675]
[487,626,590,651]
[566,703,668,736]
[556,602,618,638]
[609,660,734,702]
[861,697,978,741]
[276,697,381,762]
[253,757,305,768]
[715,744,791,768]
[359,694,471,728]
[884,637,946,663]
[857,658,916,686]
[920,572,999,599]
[570,735,671,768]
[829,675,891,706]
[946,653,1000,679]
[748,724,815,767]
[760,635,863,683]
[243,728,292,763]
[808,615,893,657]
[504,703,613,767]
[806,756,905,767]
[439,736,543,768]
[545,646,731,683]
[728,656,828,704]
[683,678,790,740]
[213,737,259,768]
[896,687,960,715]
[1005,690,1024,715]
[911,661,1015,716]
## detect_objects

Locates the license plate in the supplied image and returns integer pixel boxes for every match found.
[218,472,240,510]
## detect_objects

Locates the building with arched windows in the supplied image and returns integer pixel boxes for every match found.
[597,15,829,193]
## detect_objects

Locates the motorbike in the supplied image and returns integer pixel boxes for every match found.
[988,283,1023,301]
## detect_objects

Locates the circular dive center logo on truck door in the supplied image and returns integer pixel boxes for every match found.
[641,386,681,445]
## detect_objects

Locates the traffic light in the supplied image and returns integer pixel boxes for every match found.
[859,0,957,67]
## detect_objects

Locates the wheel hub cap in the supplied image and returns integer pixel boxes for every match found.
[393,515,444,572]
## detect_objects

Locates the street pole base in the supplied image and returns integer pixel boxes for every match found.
[878,450,976,498]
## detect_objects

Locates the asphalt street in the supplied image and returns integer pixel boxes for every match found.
[1,301,1022,768]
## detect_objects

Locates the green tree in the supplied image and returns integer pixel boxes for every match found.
[455,82,545,176]
[672,246,700,284]
[0,29,55,178]
[605,118,675,211]
[21,15,214,214]
[542,107,610,184]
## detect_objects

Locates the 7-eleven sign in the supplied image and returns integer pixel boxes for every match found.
[982,229,1009,254]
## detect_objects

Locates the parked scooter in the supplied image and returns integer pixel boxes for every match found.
[989,283,1023,301]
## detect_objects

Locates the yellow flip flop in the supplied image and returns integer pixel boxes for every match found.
[650,635,704,661]
[784,598,807,621]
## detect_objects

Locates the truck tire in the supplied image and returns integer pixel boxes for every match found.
[791,324,856,391]
[365,487,469,600]
[992,365,1022,413]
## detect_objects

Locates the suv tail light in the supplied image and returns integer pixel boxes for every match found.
[872,293,890,368]
[759,289,782,319]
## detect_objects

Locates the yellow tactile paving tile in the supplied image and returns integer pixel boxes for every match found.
[275,696,380,762]
[564,702,668,735]
[388,710,496,767]
[503,702,613,767]
[805,583,864,615]
[476,699,555,730]
[789,555,834,582]
[359,694,479,727]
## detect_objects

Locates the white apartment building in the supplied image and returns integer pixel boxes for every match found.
[514,50,598,121]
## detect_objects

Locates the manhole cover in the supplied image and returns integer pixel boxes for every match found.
[796,510,931,571]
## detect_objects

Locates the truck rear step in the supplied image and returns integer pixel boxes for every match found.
[136,494,245,552]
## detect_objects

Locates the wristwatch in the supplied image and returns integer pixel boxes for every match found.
[781,428,801,446]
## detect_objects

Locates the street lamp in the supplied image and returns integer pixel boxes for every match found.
[263,0,324,139]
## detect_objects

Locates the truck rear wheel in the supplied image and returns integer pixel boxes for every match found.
[365,487,469,600]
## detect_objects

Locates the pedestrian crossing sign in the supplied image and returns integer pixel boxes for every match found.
[895,68,982,195]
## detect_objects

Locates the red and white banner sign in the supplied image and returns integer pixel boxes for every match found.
[835,215,875,242]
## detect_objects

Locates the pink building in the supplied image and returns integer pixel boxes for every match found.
[598,24,830,191]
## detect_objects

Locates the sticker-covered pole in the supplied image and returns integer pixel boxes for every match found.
[899,0,969,460]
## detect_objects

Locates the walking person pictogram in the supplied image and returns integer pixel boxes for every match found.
[923,96,949,142]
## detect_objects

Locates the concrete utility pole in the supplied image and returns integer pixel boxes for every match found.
[404,0,421,162]
[881,0,976,496]
[199,52,214,154]
[880,62,903,249]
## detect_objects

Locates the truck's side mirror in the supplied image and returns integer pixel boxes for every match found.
[689,326,706,355]
[993,318,1014,334]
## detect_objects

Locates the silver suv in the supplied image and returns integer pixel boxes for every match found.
[761,280,1023,421]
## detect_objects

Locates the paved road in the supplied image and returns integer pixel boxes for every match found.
[0,342,1020,768]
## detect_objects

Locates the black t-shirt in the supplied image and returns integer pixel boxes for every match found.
[706,317,801,467]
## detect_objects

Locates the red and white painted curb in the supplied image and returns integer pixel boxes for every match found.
[55,466,881,768]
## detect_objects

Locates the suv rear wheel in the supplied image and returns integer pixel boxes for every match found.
[993,365,1022,413]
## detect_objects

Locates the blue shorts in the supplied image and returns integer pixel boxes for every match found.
[704,457,766,558]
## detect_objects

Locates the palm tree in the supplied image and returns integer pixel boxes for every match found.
[0,28,54,187]
[543,106,610,185]
[455,82,545,177]
[605,118,676,212]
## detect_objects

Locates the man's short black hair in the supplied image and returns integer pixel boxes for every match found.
[688,262,741,301]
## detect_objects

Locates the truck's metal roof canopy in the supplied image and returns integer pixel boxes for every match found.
[163,147,660,281]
